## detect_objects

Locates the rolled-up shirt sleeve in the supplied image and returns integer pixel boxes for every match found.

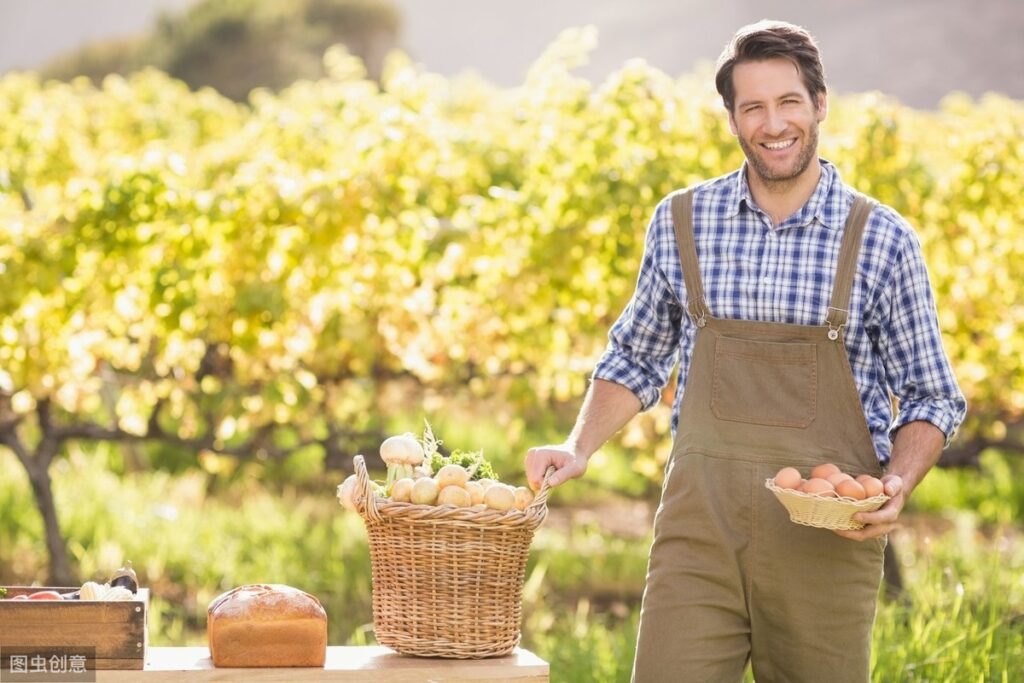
[879,229,967,444]
[592,200,684,410]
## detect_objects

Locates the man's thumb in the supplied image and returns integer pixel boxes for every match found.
[883,475,903,497]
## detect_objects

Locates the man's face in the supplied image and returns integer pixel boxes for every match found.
[728,58,826,187]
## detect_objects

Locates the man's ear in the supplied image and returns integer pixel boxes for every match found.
[815,93,828,122]
[727,108,738,136]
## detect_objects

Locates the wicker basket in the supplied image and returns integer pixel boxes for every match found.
[352,455,553,658]
[764,479,889,530]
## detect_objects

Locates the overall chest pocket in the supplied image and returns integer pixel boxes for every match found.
[711,335,817,428]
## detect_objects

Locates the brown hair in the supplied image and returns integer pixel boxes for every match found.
[715,20,827,113]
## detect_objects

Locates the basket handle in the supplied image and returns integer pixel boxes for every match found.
[526,466,557,513]
[353,454,383,523]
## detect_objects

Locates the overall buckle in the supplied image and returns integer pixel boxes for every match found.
[825,306,848,341]
[687,297,709,328]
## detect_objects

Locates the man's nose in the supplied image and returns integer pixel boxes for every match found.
[764,108,787,136]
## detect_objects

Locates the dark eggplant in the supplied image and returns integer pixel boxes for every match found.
[110,561,139,594]
[57,562,139,600]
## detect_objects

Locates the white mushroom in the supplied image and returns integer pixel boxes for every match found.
[380,433,425,487]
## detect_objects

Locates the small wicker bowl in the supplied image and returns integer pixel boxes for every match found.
[764,479,889,530]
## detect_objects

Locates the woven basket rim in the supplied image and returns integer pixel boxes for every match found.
[353,455,555,527]
[764,478,890,508]
[764,478,889,530]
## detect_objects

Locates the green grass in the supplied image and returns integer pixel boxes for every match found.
[910,448,1024,526]
[872,512,1024,681]
[2,447,1022,681]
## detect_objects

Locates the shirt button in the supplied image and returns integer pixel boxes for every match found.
[763,276,772,285]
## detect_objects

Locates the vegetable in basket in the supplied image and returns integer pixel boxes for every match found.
[428,449,496,481]
[335,422,518,513]
[380,434,425,487]
[336,473,385,512]
[417,419,497,482]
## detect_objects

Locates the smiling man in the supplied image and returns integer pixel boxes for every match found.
[525,20,965,683]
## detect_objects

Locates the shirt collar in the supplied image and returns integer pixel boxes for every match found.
[726,159,846,230]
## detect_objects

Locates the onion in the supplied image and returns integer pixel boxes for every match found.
[390,477,415,503]
[435,464,470,489]
[466,481,485,505]
[483,484,516,512]
[411,477,440,505]
[513,486,535,511]
[437,485,472,507]
[336,474,359,512]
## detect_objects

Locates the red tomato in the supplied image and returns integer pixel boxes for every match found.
[27,591,63,600]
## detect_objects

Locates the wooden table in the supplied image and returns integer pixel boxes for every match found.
[95,646,549,682]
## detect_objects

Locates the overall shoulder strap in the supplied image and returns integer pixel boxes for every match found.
[670,188,710,326]
[825,193,878,339]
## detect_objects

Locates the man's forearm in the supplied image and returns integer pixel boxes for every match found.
[886,420,946,495]
[566,379,643,459]
[835,419,946,540]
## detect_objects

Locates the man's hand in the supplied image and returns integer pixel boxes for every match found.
[833,421,945,541]
[832,474,904,541]
[525,445,589,491]
[523,379,642,491]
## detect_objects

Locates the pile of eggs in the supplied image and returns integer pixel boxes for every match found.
[773,463,885,500]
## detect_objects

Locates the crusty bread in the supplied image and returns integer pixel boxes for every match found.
[207,584,327,667]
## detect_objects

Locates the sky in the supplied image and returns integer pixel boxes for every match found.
[1,0,1022,109]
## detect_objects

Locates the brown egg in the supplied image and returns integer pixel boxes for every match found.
[836,479,867,500]
[827,472,854,487]
[773,467,803,490]
[856,475,885,498]
[810,463,841,480]
[801,478,836,496]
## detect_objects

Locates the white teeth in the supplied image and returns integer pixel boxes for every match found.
[763,139,796,150]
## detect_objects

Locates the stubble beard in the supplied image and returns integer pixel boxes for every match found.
[740,123,820,193]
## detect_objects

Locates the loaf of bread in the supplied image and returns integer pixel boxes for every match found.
[207,584,327,667]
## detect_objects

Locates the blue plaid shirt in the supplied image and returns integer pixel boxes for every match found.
[593,160,966,464]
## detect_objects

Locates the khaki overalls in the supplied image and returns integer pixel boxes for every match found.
[632,190,886,683]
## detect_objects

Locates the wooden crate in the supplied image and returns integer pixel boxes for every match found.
[0,586,148,670]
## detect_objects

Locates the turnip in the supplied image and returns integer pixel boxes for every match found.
[411,477,440,505]
[466,481,485,505]
[514,486,535,511]
[437,485,472,507]
[483,483,516,512]
[380,433,425,487]
[390,477,415,503]
[435,463,470,489]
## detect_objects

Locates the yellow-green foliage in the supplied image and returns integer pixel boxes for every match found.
[1,30,1021,464]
